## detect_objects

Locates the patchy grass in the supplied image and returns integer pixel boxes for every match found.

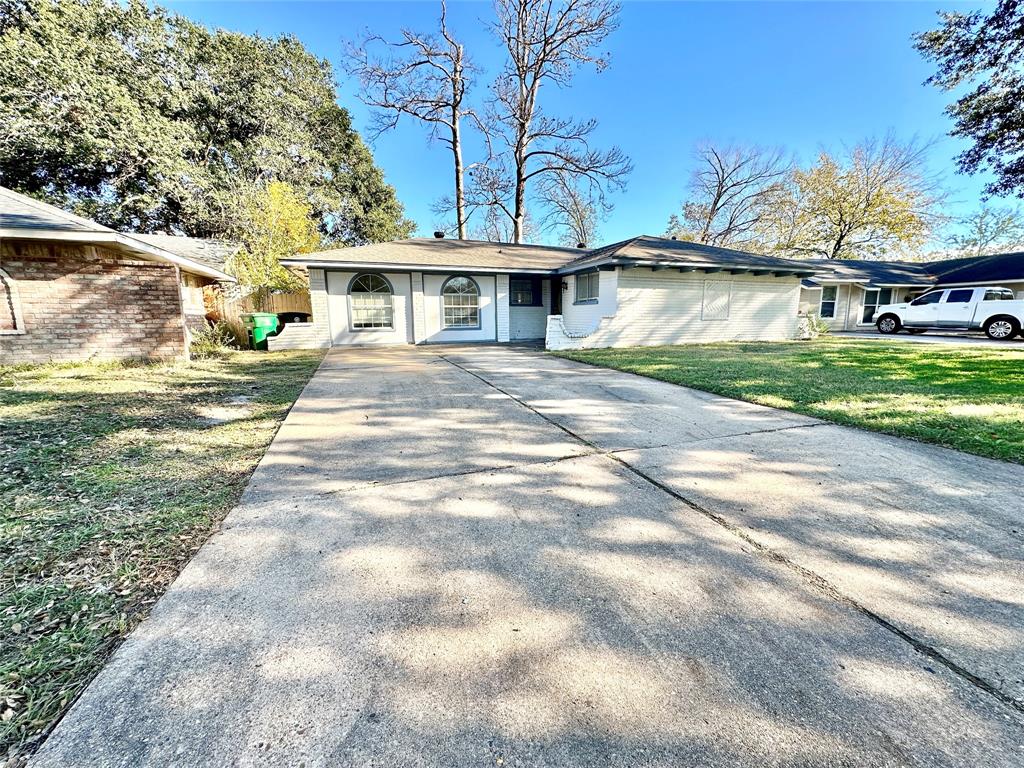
[0,350,324,759]
[556,338,1024,464]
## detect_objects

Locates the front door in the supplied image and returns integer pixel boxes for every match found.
[550,277,562,315]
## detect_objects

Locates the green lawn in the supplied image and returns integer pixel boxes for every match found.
[0,350,324,760]
[556,338,1024,464]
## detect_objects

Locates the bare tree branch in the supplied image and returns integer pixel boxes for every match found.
[479,0,630,243]
[665,143,792,250]
[345,1,476,237]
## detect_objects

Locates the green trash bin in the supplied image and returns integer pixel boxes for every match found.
[242,312,280,350]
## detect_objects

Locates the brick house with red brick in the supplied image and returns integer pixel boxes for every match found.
[0,186,235,365]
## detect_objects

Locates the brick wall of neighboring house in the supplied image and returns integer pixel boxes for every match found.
[0,239,187,364]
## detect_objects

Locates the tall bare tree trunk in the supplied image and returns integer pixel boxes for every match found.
[452,117,467,239]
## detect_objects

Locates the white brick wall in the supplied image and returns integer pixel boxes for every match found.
[267,323,329,351]
[308,269,332,347]
[561,269,619,333]
[546,268,801,350]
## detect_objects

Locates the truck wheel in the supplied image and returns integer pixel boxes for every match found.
[876,314,901,334]
[984,316,1020,340]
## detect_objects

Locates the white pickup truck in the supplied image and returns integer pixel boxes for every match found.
[874,286,1024,340]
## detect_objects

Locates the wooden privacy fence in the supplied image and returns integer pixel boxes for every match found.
[205,288,313,326]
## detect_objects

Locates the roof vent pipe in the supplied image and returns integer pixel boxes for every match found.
[670,236,677,240]
[576,242,586,248]
[433,230,445,239]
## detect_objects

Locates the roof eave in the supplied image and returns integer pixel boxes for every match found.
[561,257,814,276]
[1,228,235,281]
[281,258,559,275]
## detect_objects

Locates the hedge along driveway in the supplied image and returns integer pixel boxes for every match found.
[555,337,1024,464]
[0,350,324,760]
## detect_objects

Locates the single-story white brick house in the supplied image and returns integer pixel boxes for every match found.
[277,236,818,350]
[798,253,1024,331]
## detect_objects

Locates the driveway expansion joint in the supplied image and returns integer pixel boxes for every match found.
[438,352,1024,718]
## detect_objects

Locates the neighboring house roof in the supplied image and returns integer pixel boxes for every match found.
[800,252,1024,289]
[800,259,935,287]
[0,186,234,281]
[131,233,240,274]
[284,235,817,276]
[927,252,1024,285]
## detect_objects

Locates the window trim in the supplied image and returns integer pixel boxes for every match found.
[0,267,25,336]
[573,271,600,304]
[859,287,893,325]
[441,275,482,330]
[347,272,395,331]
[819,285,837,319]
[510,277,543,307]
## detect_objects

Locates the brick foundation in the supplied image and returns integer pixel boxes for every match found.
[0,240,187,365]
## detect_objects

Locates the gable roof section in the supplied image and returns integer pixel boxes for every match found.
[284,235,816,276]
[563,236,816,274]
[927,252,1024,285]
[800,259,935,287]
[0,186,234,281]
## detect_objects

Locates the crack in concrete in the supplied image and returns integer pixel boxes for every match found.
[438,353,1024,718]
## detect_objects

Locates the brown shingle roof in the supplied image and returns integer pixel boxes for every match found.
[289,238,584,272]
[285,235,816,274]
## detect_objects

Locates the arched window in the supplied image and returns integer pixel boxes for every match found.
[442,276,480,329]
[0,268,23,334]
[349,273,393,329]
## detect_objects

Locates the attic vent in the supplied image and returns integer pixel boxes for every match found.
[576,242,586,249]
[433,231,445,239]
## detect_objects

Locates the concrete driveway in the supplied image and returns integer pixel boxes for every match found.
[34,345,1024,767]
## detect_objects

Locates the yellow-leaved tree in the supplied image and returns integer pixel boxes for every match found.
[228,182,322,310]
[765,136,944,260]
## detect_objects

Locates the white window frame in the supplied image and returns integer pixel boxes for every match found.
[348,273,394,330]
[574,272,599,304]
[441,276,481,329]
[819,285,837,319]
[0,267,25,335]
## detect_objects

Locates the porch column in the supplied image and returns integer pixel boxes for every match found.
[411,271,427,344]
[496,273,510,342]
[308,269,332,347]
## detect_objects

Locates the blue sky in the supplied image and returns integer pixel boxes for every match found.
[167,1,996,245]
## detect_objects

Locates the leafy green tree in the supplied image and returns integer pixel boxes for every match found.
[0,0,413,244]
[227,182,320,310]
[916,2,1024,198]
